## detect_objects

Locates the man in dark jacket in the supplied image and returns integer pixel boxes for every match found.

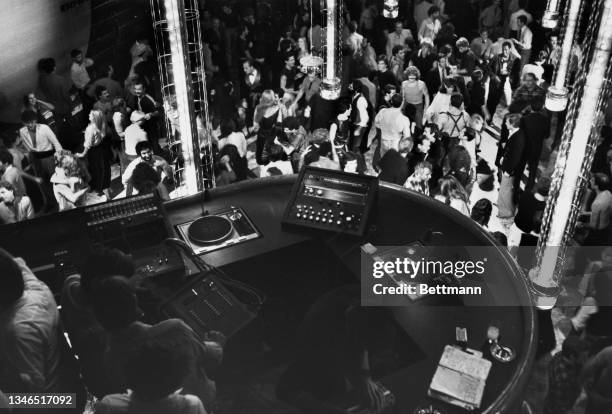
[521,99,550,191]
[497,113,527,219]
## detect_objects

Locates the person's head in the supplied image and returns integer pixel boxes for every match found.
[428,5,440,18]
[456,37,469,53]
[131,162,161,194]
[383,84,396,101]
[284,53,296,69]
[267,166,283,176]
[404,66,421,81]
[414,134,431,154]
[440,77,457,94]
[450,93,464,109]
[81,246,135,298]
[505,113,521,130]
[391,45,405,59]
[0,248,24,309]
[23,92,38,108]
[70,49,83,63]
[101,63,114,78]
[60,154,82,178]
[480,28,489,40]
[37,57,56,74]
[502,41,512,56]
[394,134,412,154]
[394,20,403,34]
[560,336,589,363]
[269,144,287,162]
[0,148,14,172]
[112,97,126,113]
[377,55,388,72]
[132,80,146,97]
[0,181,16,204]
[242,59,254,74]
[130,110,146,125]
[492,231,507,246]
[517,15,528,28]
[469,113,485,133]
[92,276,141,332]
[471,198,492,227]
[95,86,110,102]
[219,118,236,138]
[438,174,469,204]
[337,100,352,118]
[390,93,403,108]
[522,72,537,89]
[343,151,366,174]
[423,123,439,141]
[282,116,301,135]
[135,141,154,162]
[258,90,277,108]
[88,109,106,131]
[591,172,610,192]
[530,98,544,112]
[549,35,559,47]
[212,16,221,30]
[350,80,363,96]
[349,20,358,33]
[21,110,38,131]
[414,161,433,181]
[125,340,192,401]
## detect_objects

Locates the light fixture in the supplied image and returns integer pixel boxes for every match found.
[321,0,341,100]
[542,0,561,28]
[383,0,399,19]
[545,85,568,111]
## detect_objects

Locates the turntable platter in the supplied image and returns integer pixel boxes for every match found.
[188,215,234,245]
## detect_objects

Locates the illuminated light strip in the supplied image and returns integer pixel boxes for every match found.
[542,0,561,28]
[321,0,340,100]
[532,0,612,309]
[163,0,202,195]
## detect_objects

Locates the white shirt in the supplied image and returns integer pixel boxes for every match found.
[70,58,94,89]
[418,18,441,42]
[122,156,171,185]
[218,132,247,158]
[521,63,544,81]
[354,95,370,127]
[517,26,533,50]
[124,124,148,156]
[260,160,294,177]
[375,107,411,142]
[18,124,62,153]
[346,32,364,54]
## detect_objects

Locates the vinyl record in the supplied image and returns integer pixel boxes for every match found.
[188,215,233,245]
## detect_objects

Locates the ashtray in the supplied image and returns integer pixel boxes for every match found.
[491,344,516,362]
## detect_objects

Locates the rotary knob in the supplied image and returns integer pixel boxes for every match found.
[316,189,323,196]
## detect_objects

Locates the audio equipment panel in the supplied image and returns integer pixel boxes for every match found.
[282,166,378,236]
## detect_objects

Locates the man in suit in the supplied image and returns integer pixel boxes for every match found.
[424,48,451,100]
[490,42,520,103]
[521,99,550,192]
[497,113,527,220]
[480,66,503,125]
[125,80,161,149]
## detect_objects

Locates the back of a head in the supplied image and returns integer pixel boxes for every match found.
[131,162,161,194]
[126,340,191,401]
[390,93,403,108]
[0,248,24,308]
[594,172,611,191]
[269,144,286,162]
[471,198,493,225]
[535,176,551,197]
[92,276,140,332]
[450,93,464,109]
[81,246,135,296]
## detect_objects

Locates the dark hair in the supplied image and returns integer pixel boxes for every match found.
[530,99,544,112]
[219,144,247,181]
[283,116,301,130]
[502,41,512,49]
[269,144,287,162]
[337,100,352,115]
[125,341,191,400]
[131,163,161,194]
[424,122,439,136]
[81,246,135,296]
[491,231,508,246]
[219,118,236,138]
[517,15,528,25]
[0,180,15,193]
[390,93,403,108]
[593,172,611,191]
[523,72,537,81]
[343,151,367,174]
[37,58,56,74]
[21,110,38,124]
[391,45,404,57]
[383,84,396,95]
[70,49,82,59]
[351,80,363,95]
[349,21,358,32]
[0,148,14,165]
[471,198,492,226]
[92,276,140,332]
[440,77,457,94]
[132,78,146,89]
[0,248,24,307]
[135,141,153,155]
[94,85,108,100]
[267,166,283,176]
[377,55,388,66]
[535,176,551,196]
[450,93,464,109]
[506,113,522,128]
[438,45,452,57]
[428,5,440,16]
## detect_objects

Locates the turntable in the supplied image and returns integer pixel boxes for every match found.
[176,207,261,255]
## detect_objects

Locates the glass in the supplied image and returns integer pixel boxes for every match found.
[487,321,516,363]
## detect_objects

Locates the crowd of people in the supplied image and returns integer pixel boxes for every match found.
[2,0,612,413]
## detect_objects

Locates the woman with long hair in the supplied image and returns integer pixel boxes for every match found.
[75,109,111,198]
[296,36,309,62]
[434,174,470,216]
[51,151,91,211]
[0,181,34,223]
[253,90,286,165]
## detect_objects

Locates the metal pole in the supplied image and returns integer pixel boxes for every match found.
[543,0,562,28]
[532,0,612,309]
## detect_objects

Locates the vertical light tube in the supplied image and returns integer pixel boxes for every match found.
[545,0,582,111]
[542,0,562,28]
[320,0,341,100]
[532,0,612,309]
[164,0,202,195]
